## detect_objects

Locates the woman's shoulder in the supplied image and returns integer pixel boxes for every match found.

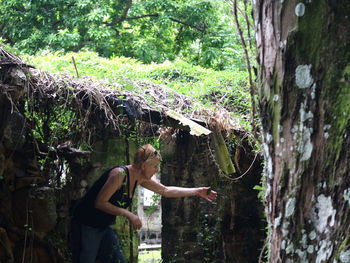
[108,166,128,179]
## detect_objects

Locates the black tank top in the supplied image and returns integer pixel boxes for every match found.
[73,166,138,228]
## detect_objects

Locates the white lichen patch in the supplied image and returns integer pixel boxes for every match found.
[300,234,308,249]
[281,240,286,250]
[340,250,350,263]
[274,213,282,228]
[274,94,280,101]
[316,240,333,263]
[285,198,296,217]
[324,132,329,139]
[296,103,314,161]
[344,188,350,206]
[278,124,283,133]
[323,125,331,131]
[286,241,294,254]
[265,183,271,199]
[312,194,336,233]
[296,249,307,262]
[295,3,306,17]
[300,106,314,122]
[282,221,290,237]
[266,133,273,144]
[279,40,287,49]
[307,245,314,254]
[323,125,331,139]
[298,127,313,161]
[296,65,313,89]
[311,83,316,99]
[292,125,298,140]
[309,231,317,240]
[263,143,273,179]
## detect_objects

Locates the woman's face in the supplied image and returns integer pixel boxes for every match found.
[141,159,160,179]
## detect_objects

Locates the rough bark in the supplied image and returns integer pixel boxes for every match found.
[254,0,350,262]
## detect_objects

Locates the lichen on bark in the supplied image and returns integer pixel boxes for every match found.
[254,0,350,262]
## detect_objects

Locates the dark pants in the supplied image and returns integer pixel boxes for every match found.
[70,218,126,263]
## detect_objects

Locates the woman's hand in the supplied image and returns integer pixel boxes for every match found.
[196,187,217,202]
[128,213,142,230]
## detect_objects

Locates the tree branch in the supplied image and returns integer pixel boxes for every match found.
[243,0,254,50]
[124,13,159,21]
[116,0,133,23]
[105,13,159,26]
[106,13,206,33]
[170,18,207,33]
[231,0,257,135]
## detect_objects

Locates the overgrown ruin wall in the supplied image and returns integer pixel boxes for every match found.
[0,102,265,263]
[0,102,139,262]
[0,56,265,262]
[160,130,265,263]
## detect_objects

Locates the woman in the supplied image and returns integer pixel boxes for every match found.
[70,144,217,263]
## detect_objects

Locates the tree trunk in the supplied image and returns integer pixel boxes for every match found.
[254,0,350,262]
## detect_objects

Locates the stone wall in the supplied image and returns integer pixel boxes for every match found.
[0,95,140,262]
[160,130,265,263]
[0,85,265,263]
[0,99,66,262]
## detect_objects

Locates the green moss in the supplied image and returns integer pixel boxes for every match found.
[272,98,282,146]
[325,64,350,178]
[296,0,327,64]
[269,72,282,146]
[335,236,350,261]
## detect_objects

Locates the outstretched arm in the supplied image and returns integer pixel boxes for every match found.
[141,176,217,202]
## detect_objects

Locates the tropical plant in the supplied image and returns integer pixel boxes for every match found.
[0,0,252,70]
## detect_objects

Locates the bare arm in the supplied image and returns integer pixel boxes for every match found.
[94,168,142,229]
[141,176,217,202]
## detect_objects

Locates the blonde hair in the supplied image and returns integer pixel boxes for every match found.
[133,144,162,168]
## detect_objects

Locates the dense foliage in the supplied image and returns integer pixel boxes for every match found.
[0,0,253,71]
[23,51,251,127]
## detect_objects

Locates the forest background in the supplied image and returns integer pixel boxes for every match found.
[0,0,255,129]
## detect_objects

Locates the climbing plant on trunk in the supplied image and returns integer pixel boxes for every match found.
[253,0,350,262]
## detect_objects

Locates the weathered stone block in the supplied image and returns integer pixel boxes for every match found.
[9,68,27,87]
[3,112,26,150]
[12,187,57,233]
